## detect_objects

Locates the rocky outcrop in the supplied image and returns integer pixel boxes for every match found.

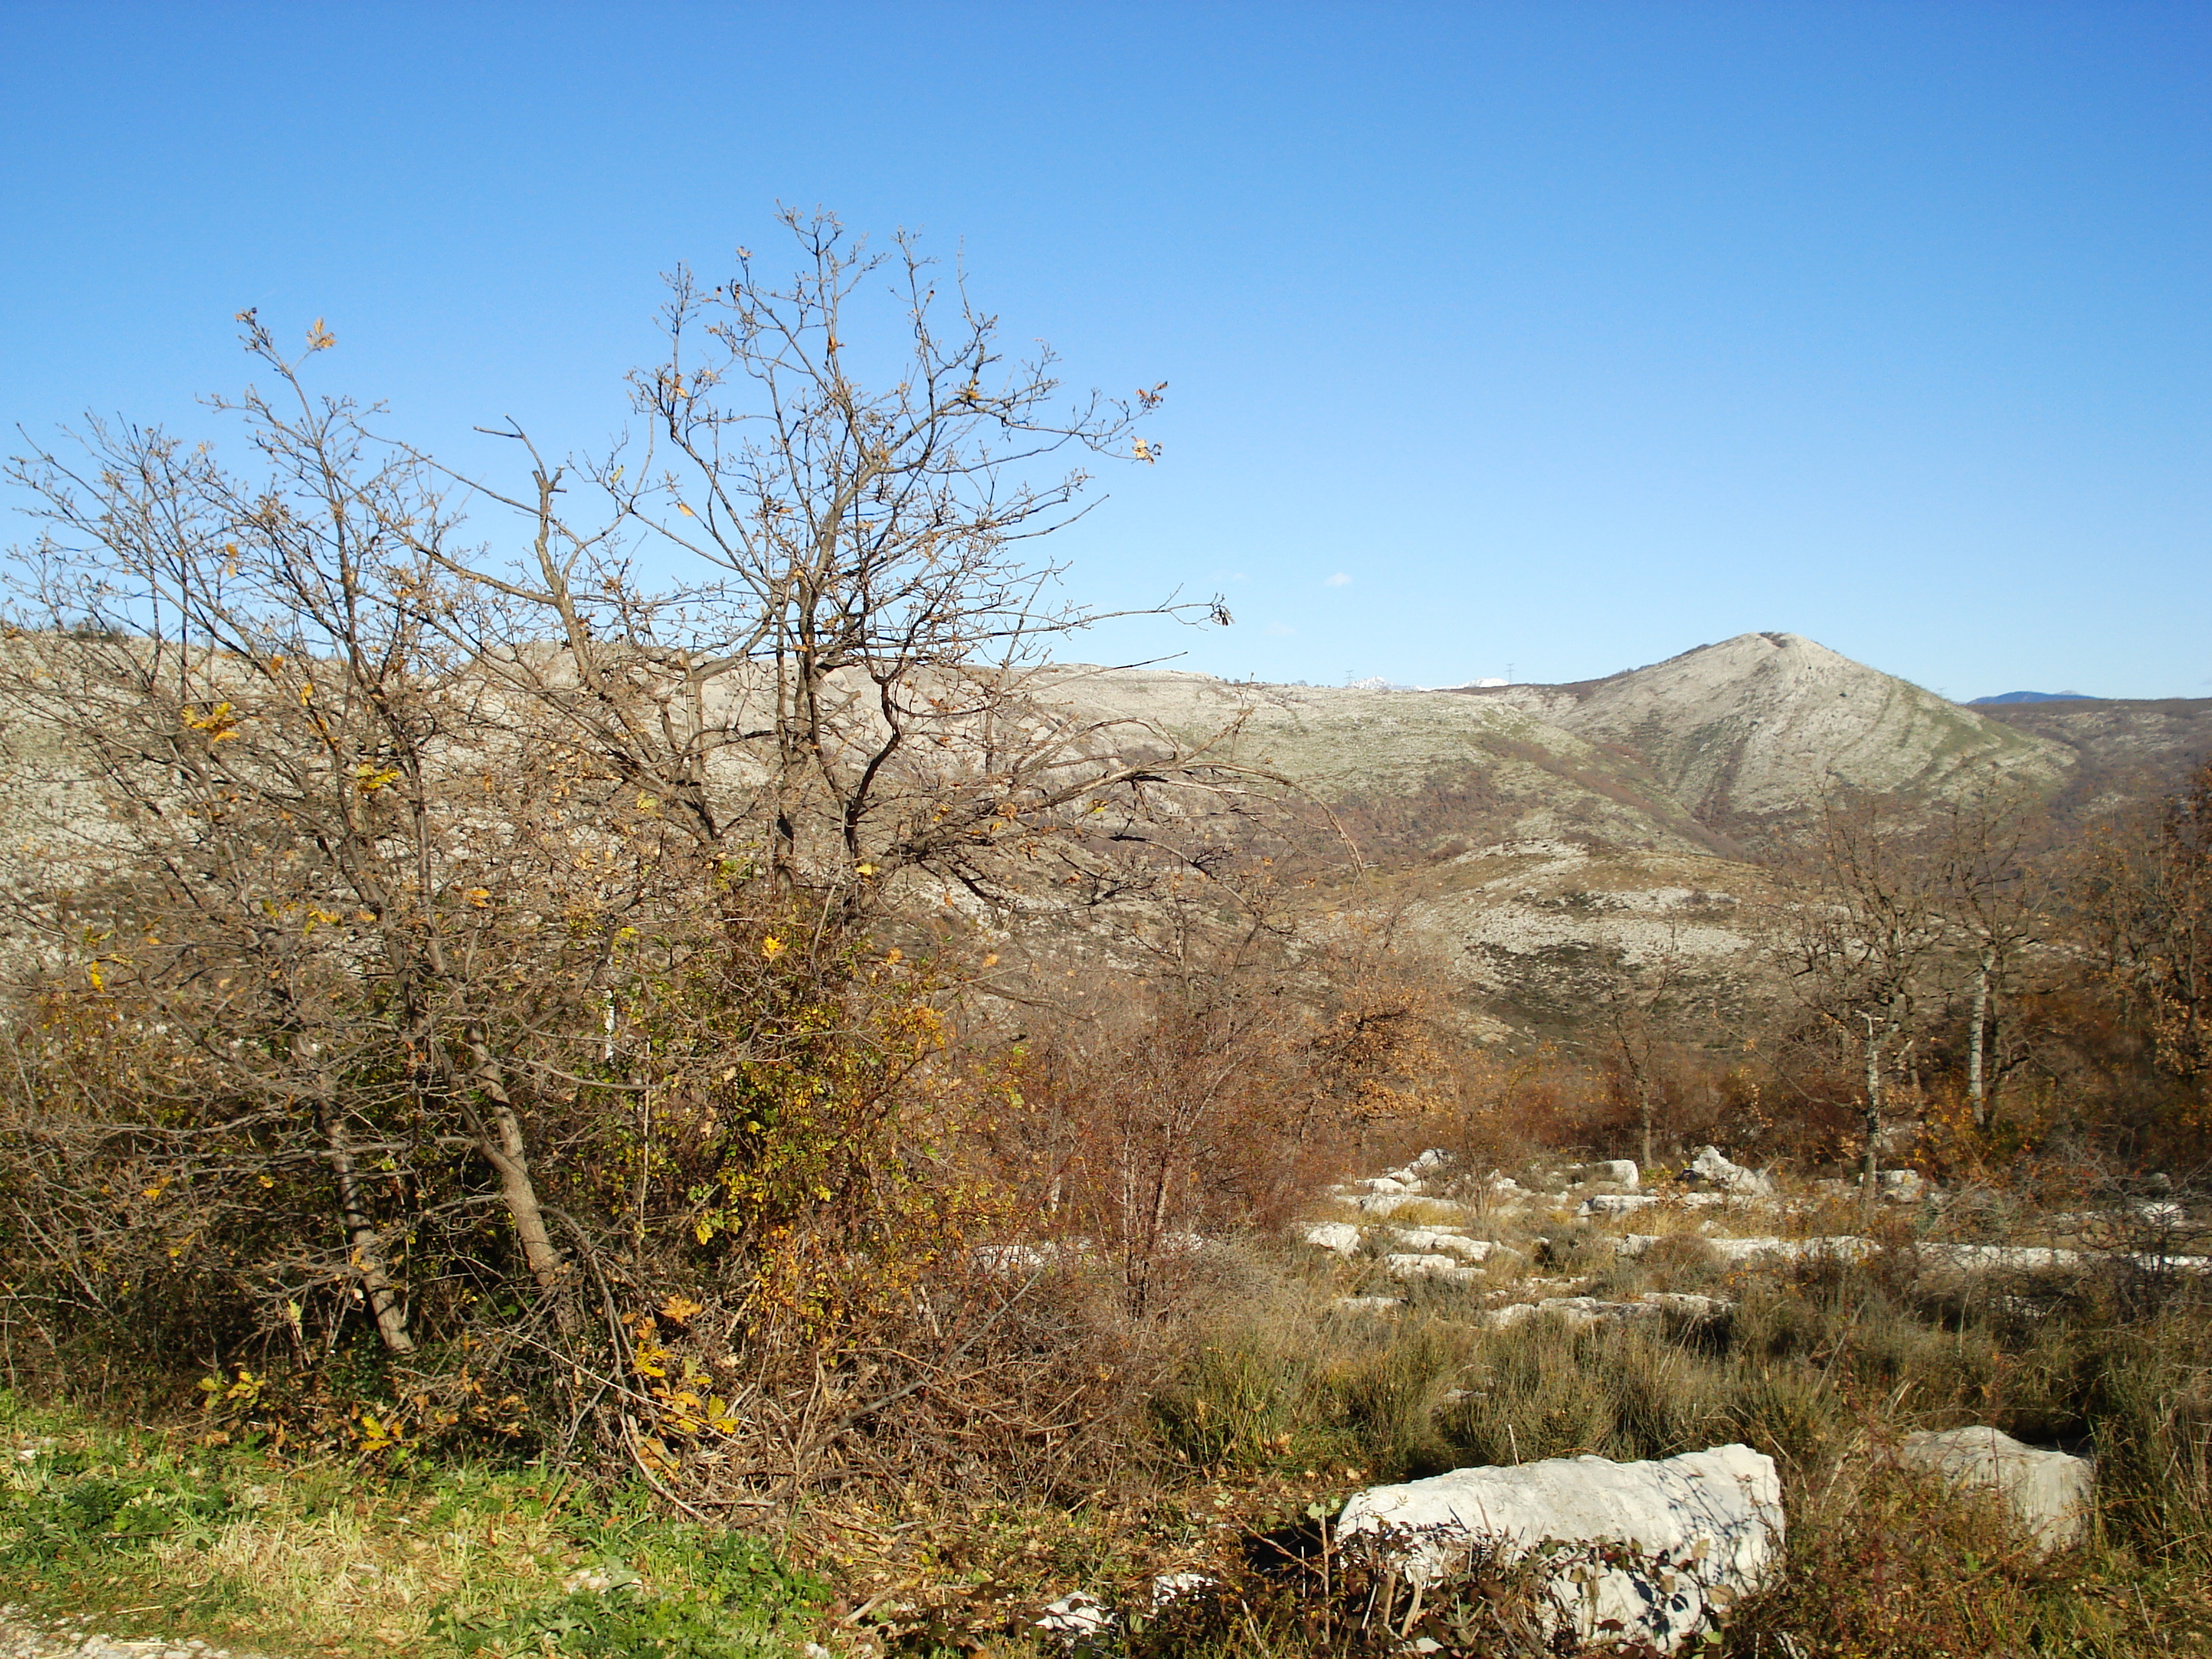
[1336,1444,1783,1653]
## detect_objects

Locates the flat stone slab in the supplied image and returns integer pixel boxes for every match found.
[1616,1233,1876,1265]
[1481,1292,1731,1329]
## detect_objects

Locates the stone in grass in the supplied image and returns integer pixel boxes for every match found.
[1332,1294,1408,1314]
[1035,1590,1114,1645]
[1681,1146,1772,1196]
[1480,1292,1730,1329]
[1384,1252,1480,1283]
[1898,1426,2093,1552]
[1579,1193,1661,1218]
[1336,1444,1784,1654]
[1390,1228,1503,1259]
[1301,1221,1364,1254]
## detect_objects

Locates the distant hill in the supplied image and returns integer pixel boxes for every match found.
[1970,691,2093,705]
[1450,632,2066,829]
[1971,695,2212,820]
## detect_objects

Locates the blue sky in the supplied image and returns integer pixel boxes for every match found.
[2,2,2206,699]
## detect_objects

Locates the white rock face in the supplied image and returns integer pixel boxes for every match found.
[1899,1427,2093,1552]
[1336,1444,1784,1653]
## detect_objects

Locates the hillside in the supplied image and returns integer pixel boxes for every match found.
[1037,634,2087,1038]
[1973,694,2212,821]
[1449,632,2068,829]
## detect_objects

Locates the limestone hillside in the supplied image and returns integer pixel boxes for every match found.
[1043,633,2201,1035]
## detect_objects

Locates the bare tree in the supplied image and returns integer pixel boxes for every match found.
[1774,793,1949,1191]
[2078,762,2212,1085]
[0,215,1245,1496]
[408,208,1231,913]
[1595,922,1695,1174]
[1933,791,2046,1128]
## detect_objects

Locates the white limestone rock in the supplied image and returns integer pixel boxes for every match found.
[1384,1252,1481,1285]
[1302,1221,1364,1255]
[1333,1294,1408,1314]
[1389,1228,1500,1259]
[1579,1193,1661,1218]
[1682,1146,1772,1196]
[1349,1192,1437,1218]
[1616,1233,1876,1266]
[1899,1426,2093,1552]
[1336,1444,1784,1652]
[1481,1292,1731,1330]
[1036,1590,1114,1643]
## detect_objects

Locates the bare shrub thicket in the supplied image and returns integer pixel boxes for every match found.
[0,212,1259,1503]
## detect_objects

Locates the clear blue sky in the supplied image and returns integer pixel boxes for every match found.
[3,2,2206,699]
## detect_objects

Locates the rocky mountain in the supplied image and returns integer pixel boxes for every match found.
[1041,633,2190,1037]
[1446,633,2067,829]
[1051,633,2073,853]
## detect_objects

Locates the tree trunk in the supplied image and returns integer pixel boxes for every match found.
[1861,1012,1885,1197]
[1967,950,1990,1128]
[1639,1081,1655,1175]
[316,1091,415,1354]
[462,1030,567,1294]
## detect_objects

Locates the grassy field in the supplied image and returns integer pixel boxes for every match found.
[4,1213,2211,1658]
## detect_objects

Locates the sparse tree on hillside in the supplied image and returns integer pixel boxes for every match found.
[1596,922,1694,1174]
[1775,793,1949,1190]
[1933,791,2047,1128]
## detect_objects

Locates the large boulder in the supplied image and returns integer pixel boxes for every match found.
[1336,1444,1782,1652]
[1899,1427,2093,1552]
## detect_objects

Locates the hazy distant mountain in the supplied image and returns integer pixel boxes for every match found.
[1970,691,2093,705]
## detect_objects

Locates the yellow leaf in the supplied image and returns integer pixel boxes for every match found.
[677,502,696,517]
[760,936,785,958]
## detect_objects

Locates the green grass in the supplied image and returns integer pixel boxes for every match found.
[0,1390,827,1658]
